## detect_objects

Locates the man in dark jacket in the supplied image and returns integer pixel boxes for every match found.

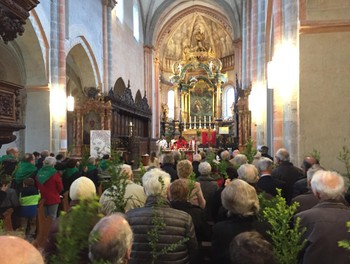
[160,153,178,182]
[271,148,304,204]
[295,170,350,264]
[126,168,198,264]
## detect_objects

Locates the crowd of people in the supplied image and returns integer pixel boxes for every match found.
[0,144,350,263]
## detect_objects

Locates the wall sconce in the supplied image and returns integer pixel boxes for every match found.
[67,95,75,112]
[267,60,275,89]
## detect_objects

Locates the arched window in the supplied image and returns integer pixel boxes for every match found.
[116,0,124,23]
[133,0,140,41]
[223,86,235,118]
[168,90,175,119]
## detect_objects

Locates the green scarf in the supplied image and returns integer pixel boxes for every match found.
[99,159,108,171]
[87,164,97,173]
[14,162,37,183]
[0,154,15,162]
[37,166,57,184]
[63,167,79,179]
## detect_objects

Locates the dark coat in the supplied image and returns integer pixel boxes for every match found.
[197,175,218,222]
[271,161,304,204]
[212,214,270,264]
[191,161,200,178]
[291,190,319,214]
[170,200,211,242]
[126,196,198,264]
[295,200,350,264]
[257,174,284,197]
[161,163,178,182]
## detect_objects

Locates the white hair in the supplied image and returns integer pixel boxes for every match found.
[43,156,56,167]
[221,179,259,216]
[89,213,133,263]
[198,161,212,176]
[70,176,96,200]
[193,154,202,162]
[237,164,259,184]
[306,164,324,182]
[119,164,133,180]
[232,154,248,166]
[311,170,345,200]
[257,157,274,172]
[275,148,289,162]
[142,168,171,197]
[221,150,230,161]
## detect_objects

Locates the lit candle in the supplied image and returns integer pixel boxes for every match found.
[129,121,133,126]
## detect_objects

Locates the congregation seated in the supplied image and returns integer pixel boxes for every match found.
[212,179,270,264]
[126,168,198,264]
[177,160,206,209]
[89,213,133,264]
[230,231,276,264]
[295,170,350,264]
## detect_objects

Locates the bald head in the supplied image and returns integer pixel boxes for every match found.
[89,213,133,263]
[311,170,345,200]
[0,236,44,264]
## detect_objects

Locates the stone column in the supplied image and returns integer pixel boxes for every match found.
[215,83,222,119]
[272,0,283,154]
[153,52,160,139]
[282,0,299,164]
[50,0,66,154]
[102,2,108,91]
[106,1,116,90]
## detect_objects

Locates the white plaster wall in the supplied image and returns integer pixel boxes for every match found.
[299,31,350,173]
[68,0,104,81]
[24,91,51,152]
[111,11,145,97]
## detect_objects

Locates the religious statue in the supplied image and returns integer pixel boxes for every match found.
[195,27,205,50]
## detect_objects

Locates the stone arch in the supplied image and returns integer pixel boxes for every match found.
[66,36,101,90]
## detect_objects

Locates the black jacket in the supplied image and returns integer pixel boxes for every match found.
[126,196,198,264]
[161,163,178,182]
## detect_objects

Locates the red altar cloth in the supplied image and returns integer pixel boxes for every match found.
[201,130,216,146]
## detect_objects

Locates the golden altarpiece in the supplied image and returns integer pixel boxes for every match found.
[161,28,252,150]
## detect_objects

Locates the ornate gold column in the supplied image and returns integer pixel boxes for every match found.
[215,83,222,119]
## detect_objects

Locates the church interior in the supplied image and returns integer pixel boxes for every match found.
[1,0,350,171]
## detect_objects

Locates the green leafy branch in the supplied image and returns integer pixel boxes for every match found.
[338,221,350,251]
[243,137,257,164]
[262,189,306,264]
[337,145,350,179]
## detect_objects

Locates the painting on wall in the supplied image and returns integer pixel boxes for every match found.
[90,130,111,158]
[83,111,101,145]
[190,81,213,118]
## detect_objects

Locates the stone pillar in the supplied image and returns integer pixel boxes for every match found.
[50,0,66,154]
[282,0,299,164]
[154,57,160,139]
[102,2,108,91]
[215,83,222,119]
[174,84,180,121]
[106,1,116,90]
[272,0,284,154]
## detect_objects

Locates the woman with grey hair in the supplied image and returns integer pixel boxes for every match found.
[212,179,269,264]
[197,161,218,221]
[36,156,63,219]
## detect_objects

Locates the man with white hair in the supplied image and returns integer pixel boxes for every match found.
[237,164,259,185]
[295,170,350,264]
[256,157,283,197]
[89,213,133,264]
[271,148,304,204]
[126,168,198,264]
[100,164,146,214]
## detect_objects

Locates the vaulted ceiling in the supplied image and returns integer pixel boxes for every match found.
[139,0,243,73]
